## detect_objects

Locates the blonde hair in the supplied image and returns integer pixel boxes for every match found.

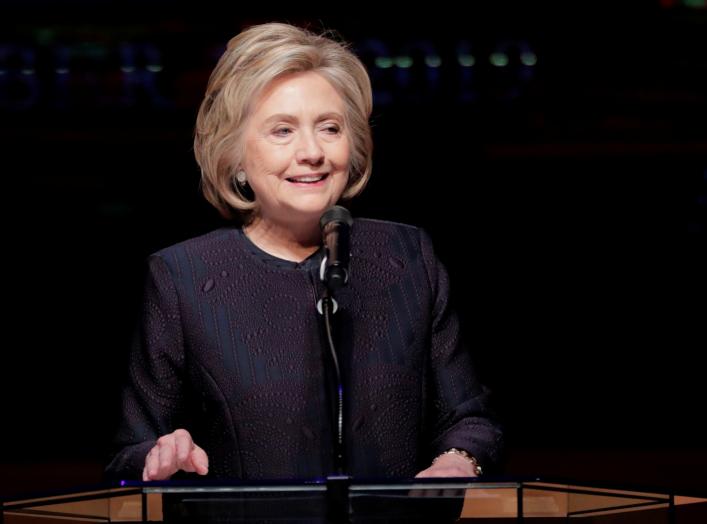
[194,22,373,221]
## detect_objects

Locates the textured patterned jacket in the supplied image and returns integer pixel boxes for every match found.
[105,218,503,480]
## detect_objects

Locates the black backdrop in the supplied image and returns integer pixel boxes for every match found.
[2,1,706,495]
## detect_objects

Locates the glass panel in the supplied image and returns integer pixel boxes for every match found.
[3,488,136,523]
[523,487,568,517]
[566,484,668,519]
[460,487,518,518]
[147,484,329,523]
[675,495,707,524]
[349,480,518,523]
[4,480,703,523]
[525,482,671,521]
[109,493,149,521]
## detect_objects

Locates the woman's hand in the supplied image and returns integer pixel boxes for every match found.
[415,452,478,478]
[142,428,209,481]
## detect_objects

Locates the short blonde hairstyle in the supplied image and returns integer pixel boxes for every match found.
[194,22,374,221]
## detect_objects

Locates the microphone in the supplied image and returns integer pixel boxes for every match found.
[319,206,353,292]
[318,206,353,474]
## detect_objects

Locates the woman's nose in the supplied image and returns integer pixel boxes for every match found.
[295,131,325,165]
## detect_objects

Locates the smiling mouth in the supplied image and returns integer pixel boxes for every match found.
[286,173,329,184]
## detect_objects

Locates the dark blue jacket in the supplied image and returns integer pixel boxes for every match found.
[105,218,503,480]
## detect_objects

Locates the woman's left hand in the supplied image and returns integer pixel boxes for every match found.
[415,452,478,478]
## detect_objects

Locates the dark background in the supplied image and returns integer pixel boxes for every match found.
[2,1,706,496]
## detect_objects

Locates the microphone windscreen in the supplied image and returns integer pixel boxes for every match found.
[320,206,353,230]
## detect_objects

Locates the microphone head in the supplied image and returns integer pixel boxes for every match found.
[320,206,353,230]
[319,206,353,292]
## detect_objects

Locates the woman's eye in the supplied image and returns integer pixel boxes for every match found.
[273,127,292,137]
[323,125,340,134]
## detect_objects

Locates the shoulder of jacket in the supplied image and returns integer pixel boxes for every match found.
[352,217,436,273]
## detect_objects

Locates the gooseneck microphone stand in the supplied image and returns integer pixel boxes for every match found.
[320,287,345,473]
[317,206,353,477]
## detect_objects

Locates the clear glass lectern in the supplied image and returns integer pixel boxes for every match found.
[3,477,706,523]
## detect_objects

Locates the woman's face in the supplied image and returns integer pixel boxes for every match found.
[240,71,351,227]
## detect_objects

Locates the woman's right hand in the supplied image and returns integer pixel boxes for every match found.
[142,428,209,481]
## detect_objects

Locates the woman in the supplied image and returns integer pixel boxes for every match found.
[105,22,503,482]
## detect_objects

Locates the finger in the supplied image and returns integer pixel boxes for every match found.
[190,446,209,475]
[158,438,177,479]
[174,431,194,470]
[145,447,160,479]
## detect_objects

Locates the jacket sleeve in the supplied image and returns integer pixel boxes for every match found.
[418,229,504,473]
[104,254,186,479]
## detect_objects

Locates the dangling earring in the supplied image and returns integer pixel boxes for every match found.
[235,170,247,186]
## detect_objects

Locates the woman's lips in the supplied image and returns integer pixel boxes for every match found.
[286,173,330,185]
